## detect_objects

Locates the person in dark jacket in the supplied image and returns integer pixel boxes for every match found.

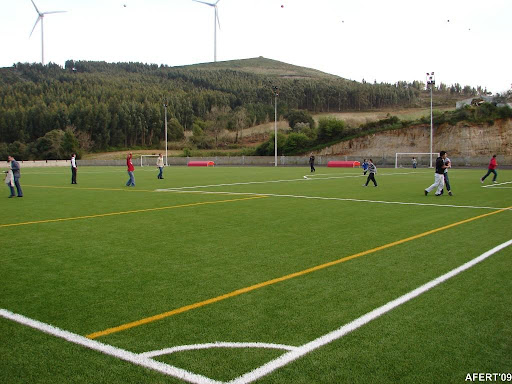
[309,153,316,173]
[7,156,23,197]
[425,151,448,196]
[363,159,377,187]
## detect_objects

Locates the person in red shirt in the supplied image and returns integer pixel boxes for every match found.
[481,154,498,183]
[126,152,135,187]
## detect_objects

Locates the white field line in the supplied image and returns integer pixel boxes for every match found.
[229,239,512,384]
[482,181,512,188]
[140,342,298,358]
[159,171,426,191]
[0,309,220,384]
[156,189,511,211]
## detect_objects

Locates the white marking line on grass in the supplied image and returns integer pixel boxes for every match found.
[0,309,221,384]
[140,342,298,358]
[482,181,512,188]
[156,189,511,211]
[159,171,425,191]
[229,239,512,384]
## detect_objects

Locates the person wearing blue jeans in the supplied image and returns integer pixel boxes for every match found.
[7,156,23,197]
[126,152,135,187]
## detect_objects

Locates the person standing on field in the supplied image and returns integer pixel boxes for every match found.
[126,152,135,187]
[441,156,453,196]
[424,151,448,196]
[362,159,369,175]
[4,160,15,197]
[481,155,498,183]
[156,153,164,179]
[71,153,77,184]
[412,157,417,169]
[7,156,23,197]
[309,153,316,173]
[363,159,377,187]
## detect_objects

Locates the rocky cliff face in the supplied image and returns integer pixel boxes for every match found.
[318,119,512,166]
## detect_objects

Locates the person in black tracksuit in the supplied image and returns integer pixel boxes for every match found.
[363,159,377,187]
[309,154,316,173]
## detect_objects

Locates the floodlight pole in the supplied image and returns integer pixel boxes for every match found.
[164,100,168,166]
[273,86,279,167]
[426,72,435,168]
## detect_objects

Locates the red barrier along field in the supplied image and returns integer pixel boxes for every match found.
[187,161,215,167]
[327,161,361,168]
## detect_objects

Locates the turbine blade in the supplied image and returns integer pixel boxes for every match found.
[42,11,67,15]
[29,16,41,37]
[192,0,215,6]
[30,0,41,15]
[215,0,221,4]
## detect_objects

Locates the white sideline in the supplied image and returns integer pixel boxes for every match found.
[229,239,512,384]
[156,189,511,211]
[0,309,221,384]
[482,181,512,189]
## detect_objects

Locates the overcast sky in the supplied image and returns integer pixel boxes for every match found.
[1,0,511,93]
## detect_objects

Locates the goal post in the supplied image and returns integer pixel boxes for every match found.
[395,152,437,168]
[140,155,166,167]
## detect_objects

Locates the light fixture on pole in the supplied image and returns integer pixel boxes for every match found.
[272,85,279,167]
[426,72,435,168]
[164,100,168,166]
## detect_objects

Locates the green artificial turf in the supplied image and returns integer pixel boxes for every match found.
[1,165,511,383]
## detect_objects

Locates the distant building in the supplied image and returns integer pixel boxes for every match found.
[456,95,512,109]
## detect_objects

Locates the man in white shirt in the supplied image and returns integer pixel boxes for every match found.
[71,153,77,184]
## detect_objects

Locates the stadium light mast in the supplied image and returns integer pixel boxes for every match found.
[164,100,168,166]
[272,85,279,167]
[426,72,435,168]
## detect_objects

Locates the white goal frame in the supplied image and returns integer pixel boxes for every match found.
[140,155,166,167]
[395,152,437,168]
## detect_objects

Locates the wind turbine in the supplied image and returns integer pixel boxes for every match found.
[192,0,221,62]
[29,0,66,65]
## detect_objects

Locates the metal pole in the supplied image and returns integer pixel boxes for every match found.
[214,9,217,62]
[274,93,278,167]
[164,101,168,166]
[430,85,433,168]
[41,17,44,65]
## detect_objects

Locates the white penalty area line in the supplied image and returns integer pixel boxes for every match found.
[157,190,511,211]
[229,239,512,384]
[158,171,425,191]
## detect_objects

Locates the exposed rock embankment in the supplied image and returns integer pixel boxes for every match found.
[318,119,512,166]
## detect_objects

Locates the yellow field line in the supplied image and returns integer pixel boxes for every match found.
[86,205,512,339]
[24,185,155,193]
[0,196,268,228]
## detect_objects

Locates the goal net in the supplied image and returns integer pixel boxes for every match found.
[395,153,436,168]
[140,155,166,167]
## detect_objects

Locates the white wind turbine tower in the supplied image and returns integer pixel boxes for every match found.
[29,0,66,65]
[192,0,221,62]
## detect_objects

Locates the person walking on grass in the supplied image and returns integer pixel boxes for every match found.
[4,160,15,197]
[412,157,417,169]
[156,153,164,179]
[126,152,135,187]
[481,154,498,184]
[424,151,448,196]
[363,159,377,187]
[71,153,77,184]
[7,156,23,197]
[440,155,453,196]
[309,153,316,173]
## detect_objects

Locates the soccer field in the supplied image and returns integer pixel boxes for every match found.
[1,165,511,384]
